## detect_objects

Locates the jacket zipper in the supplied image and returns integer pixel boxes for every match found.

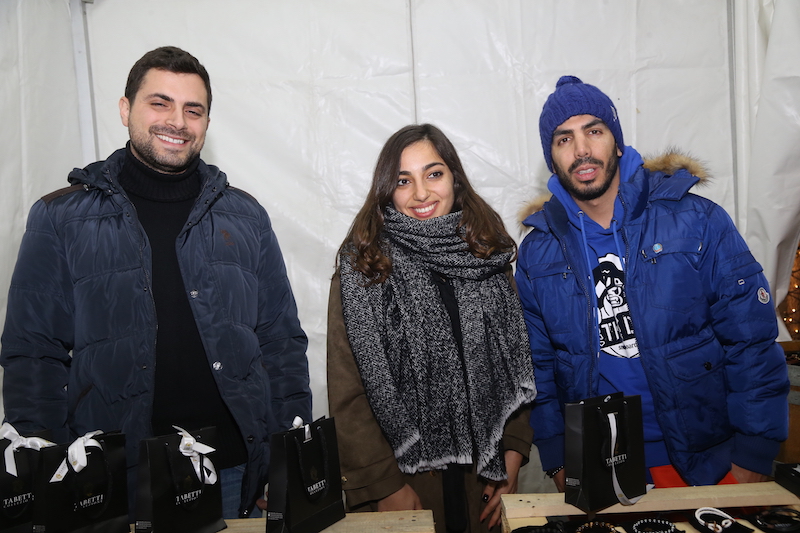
[106,169,159,420]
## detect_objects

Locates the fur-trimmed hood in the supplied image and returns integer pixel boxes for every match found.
[517,148,710,228]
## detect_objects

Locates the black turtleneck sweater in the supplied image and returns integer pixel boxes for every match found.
[119,144,247,468]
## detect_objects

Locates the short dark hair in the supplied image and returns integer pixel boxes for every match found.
[124,46,212,113]
[339,124,516,283]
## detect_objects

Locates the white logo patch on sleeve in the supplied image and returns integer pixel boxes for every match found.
[758,287,770,304]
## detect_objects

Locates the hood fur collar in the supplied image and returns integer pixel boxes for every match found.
[517,148,709,227]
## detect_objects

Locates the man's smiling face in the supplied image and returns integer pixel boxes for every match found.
[119,68,210,174]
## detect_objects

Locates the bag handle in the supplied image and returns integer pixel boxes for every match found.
[65,437,114,520]
[603,407,642,506]
[166,441,207,511]
[1,422,55,476]
[165,427,217,511]
[292,421,331,503]
[172,426,217,485]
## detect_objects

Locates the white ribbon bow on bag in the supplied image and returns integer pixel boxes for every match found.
[173,426,218,485]
[0,422,55,477]
[49,430,103,483]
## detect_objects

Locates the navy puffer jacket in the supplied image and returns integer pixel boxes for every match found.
[0,148,312,515]
[515,150,788,485]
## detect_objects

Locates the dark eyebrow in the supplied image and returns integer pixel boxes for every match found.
[582,118,605,130]
[552,118,607,140]
[146,92,173,103]
[399,162,444,175]
[146,92,207,113]
[552,126,573,139]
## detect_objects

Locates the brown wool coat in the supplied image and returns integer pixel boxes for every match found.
[326,267,533,533]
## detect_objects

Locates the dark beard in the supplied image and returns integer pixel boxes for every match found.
[554,150,619,202]
[129,127,200,174]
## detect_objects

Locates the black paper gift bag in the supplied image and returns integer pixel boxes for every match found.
[135,426,225,533]
[564,393,646,513]
[266,417,345,533]
[32,430,129,533]
[775,463,800,497]
[0,424,56,533]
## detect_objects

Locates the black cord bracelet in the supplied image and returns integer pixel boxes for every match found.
[754,509,800,533]
[512,521,565,533]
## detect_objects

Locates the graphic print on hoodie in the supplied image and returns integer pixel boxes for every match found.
[595,253,637,358]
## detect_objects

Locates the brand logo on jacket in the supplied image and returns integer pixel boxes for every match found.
[220,229,235,246]
[758,287,770,304]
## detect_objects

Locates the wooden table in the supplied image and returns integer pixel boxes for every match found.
[501,482,800,533]
[220,510,434,532]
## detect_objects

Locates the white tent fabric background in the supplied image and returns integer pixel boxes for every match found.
[1,0,799,491]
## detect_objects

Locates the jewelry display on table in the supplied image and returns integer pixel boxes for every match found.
[753,508,800,533]
[631,518,679,533]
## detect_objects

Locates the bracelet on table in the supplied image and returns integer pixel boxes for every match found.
[695,507,735,533]
[512,522,565,533]
[546,465,564,478]
[632,518,678,533]
[754,509,800,533]
[575,521,619,533]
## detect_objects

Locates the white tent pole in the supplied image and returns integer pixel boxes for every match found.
[728,0,772,235]
[69,0,98,166]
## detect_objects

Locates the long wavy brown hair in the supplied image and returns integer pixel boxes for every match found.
[338,124,516,284]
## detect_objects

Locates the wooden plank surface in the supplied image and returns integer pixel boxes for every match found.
[219,510,435,532]
[503,482,800,519]
[502,482,800,532]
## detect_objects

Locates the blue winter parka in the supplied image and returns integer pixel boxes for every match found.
[0,148,312,515]
[515,149,789,485]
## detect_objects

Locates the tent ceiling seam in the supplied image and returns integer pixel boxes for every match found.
[726,0,740,225]
[69,0,98,165]
[408,0,418,123]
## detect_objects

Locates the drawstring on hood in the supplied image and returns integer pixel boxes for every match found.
[548,146,644,357]
[548,146,643,264]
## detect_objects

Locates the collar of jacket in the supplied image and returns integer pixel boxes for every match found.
[519,147,708,235]
[65,148,228,214]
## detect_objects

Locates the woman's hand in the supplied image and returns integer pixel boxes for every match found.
[480,450,524,529]
[377,483,423,511]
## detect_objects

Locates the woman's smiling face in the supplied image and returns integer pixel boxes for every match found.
[392,140,455,220]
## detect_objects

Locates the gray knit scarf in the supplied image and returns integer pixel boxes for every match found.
[339,207,536,480]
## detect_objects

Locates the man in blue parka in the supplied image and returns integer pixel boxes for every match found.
[516,75,788,490]
[0,46,311,518]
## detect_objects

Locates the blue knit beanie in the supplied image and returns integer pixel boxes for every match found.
[539,75,624,172]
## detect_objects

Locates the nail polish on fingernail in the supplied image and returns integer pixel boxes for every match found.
[482,494,489,502]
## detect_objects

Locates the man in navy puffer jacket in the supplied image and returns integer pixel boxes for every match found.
[516,75,788,490]
[0,46,311,518]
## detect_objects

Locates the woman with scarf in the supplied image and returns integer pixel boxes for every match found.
[327,124,536,533]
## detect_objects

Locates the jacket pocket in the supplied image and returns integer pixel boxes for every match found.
[523,260,584,335]
[661,330,731,449]
[638,237,704,313]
